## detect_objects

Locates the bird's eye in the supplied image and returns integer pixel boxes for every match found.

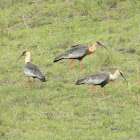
[23,51,27,54]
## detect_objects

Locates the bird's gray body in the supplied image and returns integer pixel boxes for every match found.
[76,72,110,87]
[54,44,88,62]
[24,62,46,82]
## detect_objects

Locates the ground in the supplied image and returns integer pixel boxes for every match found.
[0,0,140,139]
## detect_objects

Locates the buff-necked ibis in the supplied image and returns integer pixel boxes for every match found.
[53,41,109,71]
[76,70,128,96]
[17,51,46,88]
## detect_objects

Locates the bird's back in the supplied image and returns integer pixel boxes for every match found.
[76,72,109,87]
[67,45,88,59]
[54,44,88,62]
[24,63,46,82]
[71,44,87,48]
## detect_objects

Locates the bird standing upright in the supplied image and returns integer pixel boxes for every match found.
[53,41,109,71]
[17,51,46,88]
[76,70,128,96]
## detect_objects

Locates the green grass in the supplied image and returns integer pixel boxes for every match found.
[0,0,140,139]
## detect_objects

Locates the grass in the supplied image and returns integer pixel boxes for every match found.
[0,0,140,139]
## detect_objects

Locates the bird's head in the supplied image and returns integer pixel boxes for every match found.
[115,70,128,85]
[95,41,102,48]
[20,51,29,56]
[16,51,30,62]
[115,70,123,76]
[92,41,109,53]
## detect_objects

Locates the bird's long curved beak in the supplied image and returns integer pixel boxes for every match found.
[16,53,24,62]
[120,73,128,86]
[100,44,110,53]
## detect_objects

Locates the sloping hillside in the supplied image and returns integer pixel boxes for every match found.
[0,0,140,139]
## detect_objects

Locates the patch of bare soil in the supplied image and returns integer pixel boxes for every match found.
[118,48,136,54]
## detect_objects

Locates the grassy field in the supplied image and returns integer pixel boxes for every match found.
[0,0,140,139]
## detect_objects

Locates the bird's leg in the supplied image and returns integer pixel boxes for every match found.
[69,59,74,70]
[25,77,30,88]
[90,85,96,97]
[33,78,35,86]
[79,60,82,71]
[101,87,104,96]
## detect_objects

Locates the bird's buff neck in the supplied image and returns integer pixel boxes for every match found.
[25,52,31,64]
[88,46,97,54]
[109,72,119,81]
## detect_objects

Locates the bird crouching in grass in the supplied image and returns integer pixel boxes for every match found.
[17,51,46,88]
[76,70,128,96]
[53,41,109,71]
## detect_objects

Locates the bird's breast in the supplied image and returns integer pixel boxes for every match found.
[24,66,35,77]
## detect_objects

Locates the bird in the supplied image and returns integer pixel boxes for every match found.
[17,51,46,88]
[53,41,109,71]
[76,70,128,96]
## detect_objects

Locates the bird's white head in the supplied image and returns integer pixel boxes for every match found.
[91,41,109,52]
[115,70,123,76]
[112,70,128,85]
[93,41,102,48]
[17,51,31,64]
[22,51,30,56]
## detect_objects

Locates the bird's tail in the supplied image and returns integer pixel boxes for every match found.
[40,77,46,82]
[76,78,86,85]
[53,55,64,62]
